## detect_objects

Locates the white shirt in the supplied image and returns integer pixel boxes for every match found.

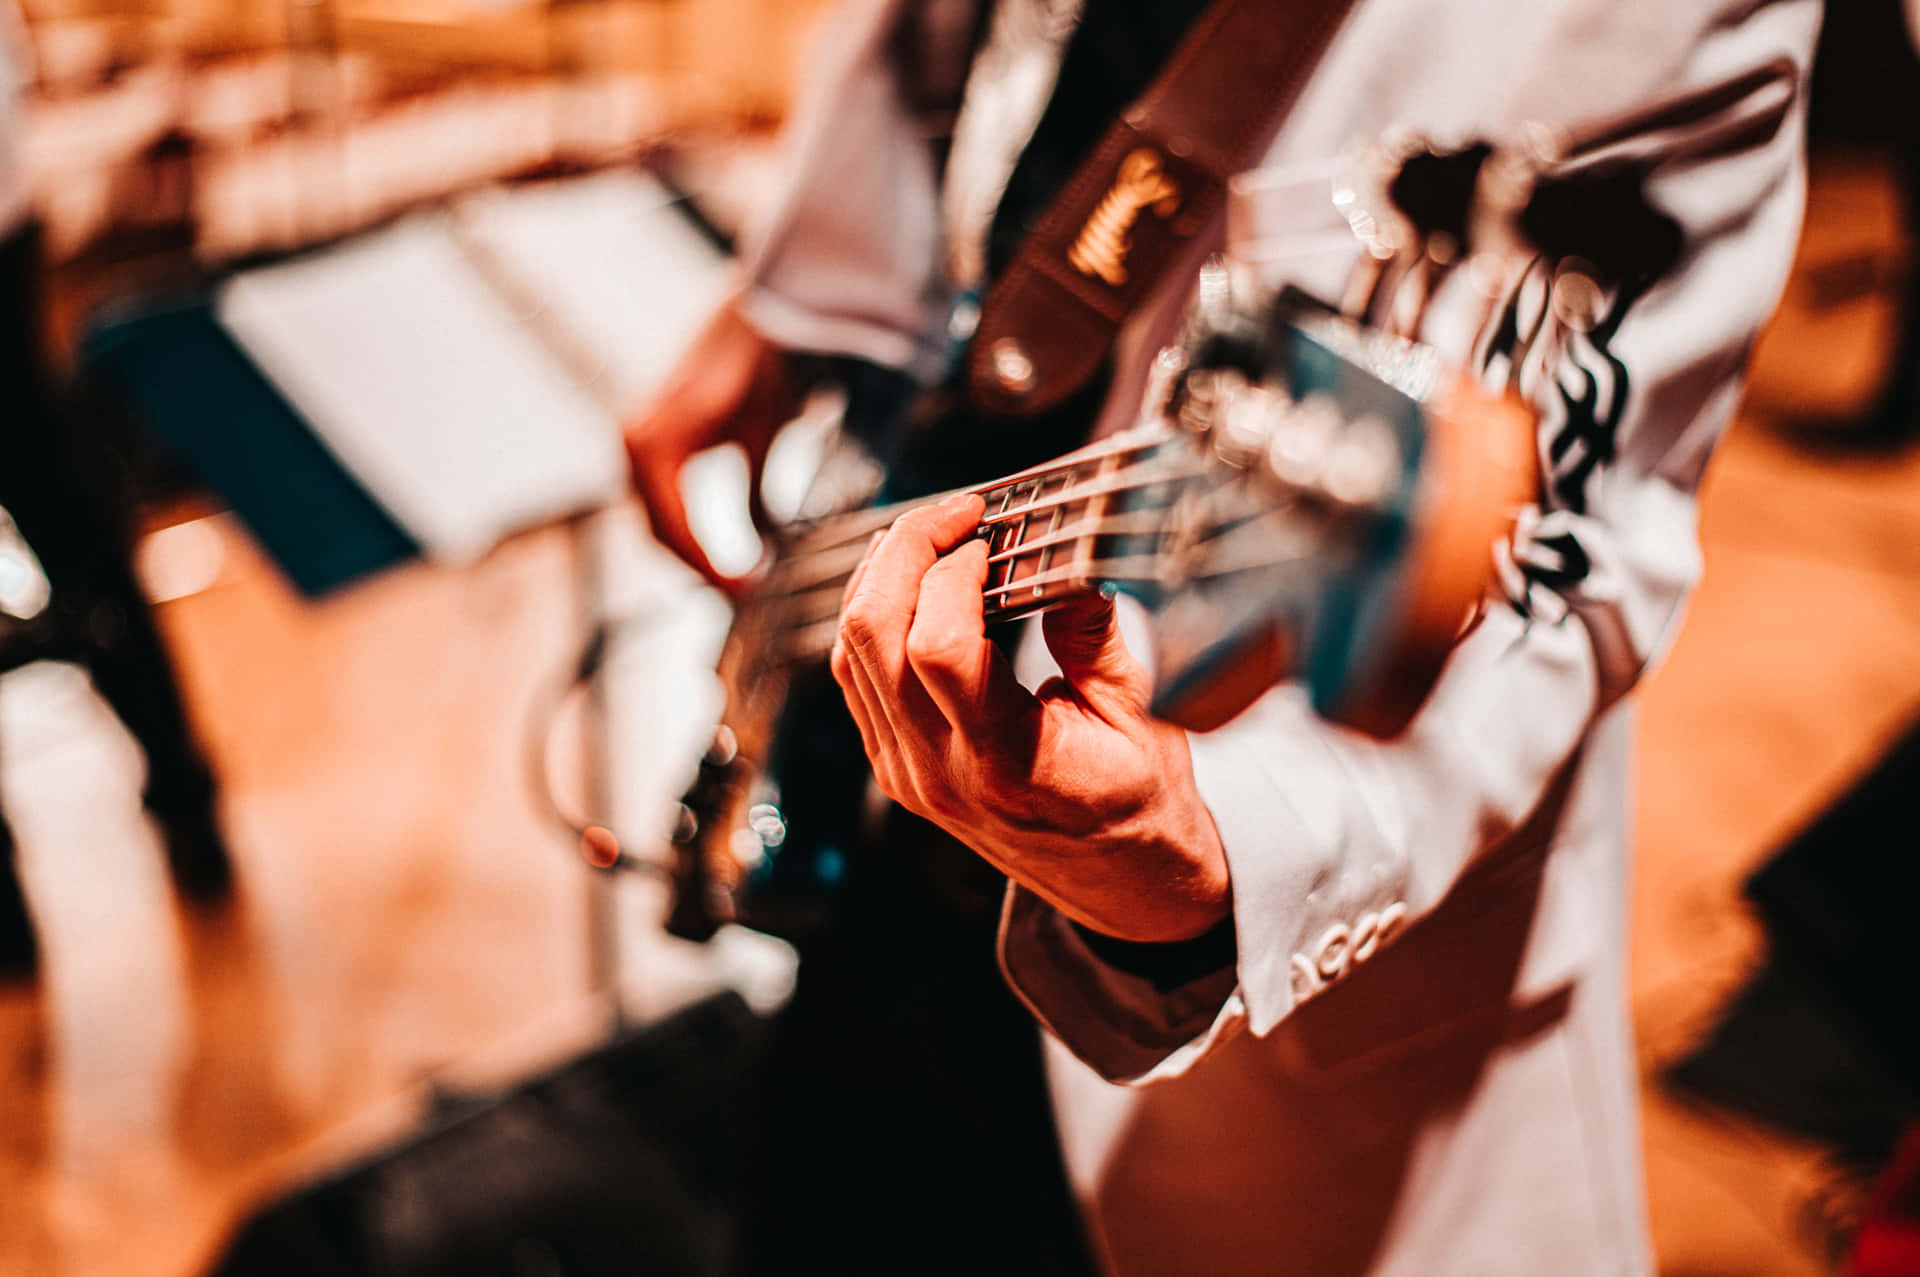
[735,1,1819,1271]
[0,0,29,237]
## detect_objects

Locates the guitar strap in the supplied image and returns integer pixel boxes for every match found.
[965,0,1362,419]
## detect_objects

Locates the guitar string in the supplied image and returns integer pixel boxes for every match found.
[776,428,1175,566]
[740,423,1286,671]
[757,484,1357,670]
[771,552,1176,664]
[760,459,1198,634]
[769,533,1335,667]
[771,445,1195,604]
[776,497,1340,620]
[767,505,1174,632]
[762,503,1206,668]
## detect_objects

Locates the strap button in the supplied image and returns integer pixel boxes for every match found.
[989,338,1036,395]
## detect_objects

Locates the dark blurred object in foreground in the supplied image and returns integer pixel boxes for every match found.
[1669,710,1920,1260]
[206,992,765,1277]
[1743,713,1920,1096]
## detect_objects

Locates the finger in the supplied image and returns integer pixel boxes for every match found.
[841,494,981,742]
[905,539,1033,733]
[622,301,788,597]
[841,498,984,807]
[839,531,882,614]
[627,432,747,596]
[1041,590,1155,720]
[830,632,887,781]
[741,393,779,536]
[832,535,886,735]
[832,536,904,792]
[840,492,985,680]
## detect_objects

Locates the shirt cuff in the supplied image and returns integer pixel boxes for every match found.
[997,684,1419,1082]
[999,883,1245,1084]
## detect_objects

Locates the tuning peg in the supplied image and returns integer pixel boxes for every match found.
[1265,394,1344,492]
[1174,366,1238,437]
[1141,343,1189,424]
[1216,381,1292,469]
[703,723,739,769]
[1319,415,1404,510]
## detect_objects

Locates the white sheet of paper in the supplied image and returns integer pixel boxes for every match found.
[216,173,731,563]
[449,170,734,416]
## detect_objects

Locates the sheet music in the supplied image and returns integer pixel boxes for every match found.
[449,170,734,415]
[216,172,731,564]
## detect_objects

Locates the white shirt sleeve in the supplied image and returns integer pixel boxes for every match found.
[0,0,31,235]
[998,11,1818,1083]
[734,0,956,380]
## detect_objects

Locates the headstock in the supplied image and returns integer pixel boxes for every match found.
[1125,65,1782,737]
[1128,287,1535,738]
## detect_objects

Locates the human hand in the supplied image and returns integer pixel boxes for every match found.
[830,493,1231,944]
[622,298,799,596]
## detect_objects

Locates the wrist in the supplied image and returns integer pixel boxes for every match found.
[1061,800,1231,944]
[1070,911,1238,993]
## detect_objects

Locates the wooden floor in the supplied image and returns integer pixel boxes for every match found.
[2,150,1918,1275]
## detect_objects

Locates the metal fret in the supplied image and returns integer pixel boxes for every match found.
[981,554,1165,607]
[992,483,1018,598]
[1074,447,1121,593]
[973,456,1200,528]
[984,508,1165,565]
[1036,469,1069,593]
[1016,479,1037,598]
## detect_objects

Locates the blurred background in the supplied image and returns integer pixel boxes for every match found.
[1,0,1919,1273]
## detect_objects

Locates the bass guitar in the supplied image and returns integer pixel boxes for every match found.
[651,54,1799,940]
[662,283,1535,942]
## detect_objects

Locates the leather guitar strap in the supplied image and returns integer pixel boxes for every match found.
[966,0,1361,419]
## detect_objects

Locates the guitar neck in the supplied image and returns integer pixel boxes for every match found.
[764,424,1185,665]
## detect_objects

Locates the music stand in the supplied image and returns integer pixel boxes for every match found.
[80,171,735,1029]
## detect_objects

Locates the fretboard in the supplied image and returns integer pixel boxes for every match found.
[763,424,1187,666]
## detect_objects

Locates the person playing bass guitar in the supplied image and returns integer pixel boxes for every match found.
[624,1,1819,1272]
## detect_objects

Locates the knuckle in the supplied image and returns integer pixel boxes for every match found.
[874,762,912,807]
[935,769,976,819]
[840,606,882,657]
[904,623,959,671]
[906,775,951,823]
[894,505,941,535]
[918,783,960,823]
